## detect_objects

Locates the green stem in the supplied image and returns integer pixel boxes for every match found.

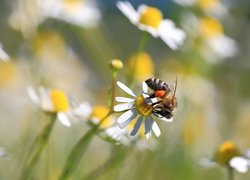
[59,112,113,180]
[227,166,234,180]
[127,31,148,85]
[110,71,117,109]
[20,113,57,180]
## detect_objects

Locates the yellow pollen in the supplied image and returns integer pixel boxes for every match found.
[50,90,70,112]
[200,17,223,37]
[139,7,162,28]
[135,95,153,116]
[89,106,112,128]
[215,141,240,165]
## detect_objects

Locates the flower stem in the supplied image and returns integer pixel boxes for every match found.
[20,113,57,180]
[59,111,113,180]
[110,71,118,109]
[127,31,148,85]
[227,166,234,180]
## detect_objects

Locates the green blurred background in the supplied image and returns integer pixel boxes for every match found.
[1,0,250,179]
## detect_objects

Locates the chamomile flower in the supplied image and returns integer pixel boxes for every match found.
[117,1,186,50]
[173,0,228,18]
[199,16,238,60]
[180,13,238,62]
[114,81,173,139]
[27,87,75,127]
[88,105,126,143]
[200,141,250,173]
[39,0,101,28]
[0,43,9,61]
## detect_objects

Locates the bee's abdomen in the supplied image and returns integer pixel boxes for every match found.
[145,78,169,91]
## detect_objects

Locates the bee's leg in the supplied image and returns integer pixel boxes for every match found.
[144,93,155,101]
[149,93,156,98]
[151,100,162,106]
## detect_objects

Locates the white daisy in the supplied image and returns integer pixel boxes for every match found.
[0,43,10,61]
[180,14,238,62]
[200,141,250,173]
[39,0,101,28]
[86,105,128,143]
[173,0,228,18]
[230,157,250,173]
[74,102,92,122]
[114,81,173,139]
[116,1,186,50]
[27,86,74,127]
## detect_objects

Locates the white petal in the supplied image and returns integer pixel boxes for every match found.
[27,86,40,105]
[142,81,148,93]
[116,1,139,24]
[208,36,238,58]
[173,0,195,6]
[57,112,71,127]
[105,126,124,141]
[39,87,53,111]
[158,19,186,50]
[0,44,10,61]
[74,102,92,119]
[144,117,152,139]
[137,4,148,14]
[114,103,134,112]
[130,116,143,136]
[138,24,159,37]
[117,81,137,97]
[150,97,159,104]
[115,97,135,103]
[117,109,138,129]
[230,157,250,173]
[151,120,161,137]
[40,0,101,28]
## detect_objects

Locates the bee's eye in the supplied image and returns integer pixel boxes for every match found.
[155,90,166,97]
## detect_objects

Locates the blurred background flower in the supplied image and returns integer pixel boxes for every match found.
[0,0,250,179]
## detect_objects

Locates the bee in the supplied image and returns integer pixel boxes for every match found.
[145,78,177,120]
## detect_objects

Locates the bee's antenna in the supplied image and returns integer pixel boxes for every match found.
[172,76,178,103]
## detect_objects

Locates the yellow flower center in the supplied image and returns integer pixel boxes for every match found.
[89,106,112,128]
[215,141,240,165]
[139,7,162,28]
[197,0,219,11]
[126,52,154,82]
[50,90,70,112]
[63,0,83,11]
[0,61,17,86]
[135,95,153,116]
[200,17,223,37]
[32,30,66,60]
